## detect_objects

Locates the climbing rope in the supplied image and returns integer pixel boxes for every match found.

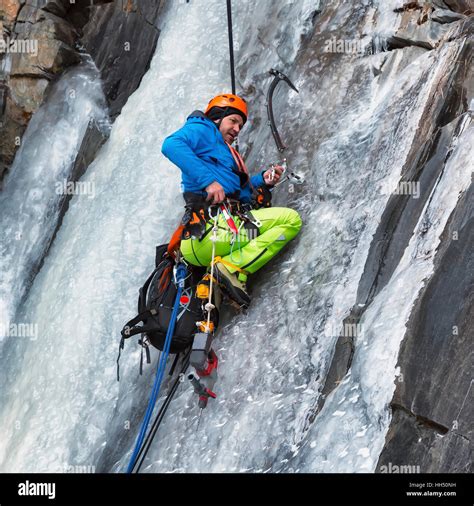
[226,0,240,153]
[125,263,187,473]
[226,0,236,95]
[205,207,221,331]
[132,349,192,473]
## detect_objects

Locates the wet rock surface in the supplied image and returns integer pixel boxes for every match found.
[0,0,111,180]
[376,408,472,472]
[291,2,473,471]
[377,172,473,473]
[81,0,165,119]
[39,118,109,275]
[0,0,472,473]
[0,0,164,181]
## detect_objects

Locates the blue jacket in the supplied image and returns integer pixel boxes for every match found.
[162,111,265,204]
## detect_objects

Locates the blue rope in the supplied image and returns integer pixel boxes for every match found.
[126,263,187,473]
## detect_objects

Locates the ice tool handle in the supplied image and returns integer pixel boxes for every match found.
[266,68,305,188]
[269,159,305,188]
[266,68,299,153]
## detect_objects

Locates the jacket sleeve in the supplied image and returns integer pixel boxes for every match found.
[250,171,266,189]
[161,123,217,190]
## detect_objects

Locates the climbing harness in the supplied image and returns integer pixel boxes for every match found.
[220,201,239,236]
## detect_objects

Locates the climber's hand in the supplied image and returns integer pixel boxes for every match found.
[205,181,226,204]
[263,165,284,186]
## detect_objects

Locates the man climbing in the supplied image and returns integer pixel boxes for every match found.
[162,94,302,308]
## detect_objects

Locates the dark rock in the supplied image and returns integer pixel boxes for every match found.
[393,174,473,433]
[0,81,7,116]
[16,3,43,23]
[81,0,165,118]
[40,0,68,18]
[444,0,473,15]
[355,39,471,310]
[10,38,80,76]
[376,408,472,472]
[0,95,29,182]
[387,19,451,50]
[375,118,473,471]
[432,0,450,8]
[39,118,109,267]
[432,7,467,23]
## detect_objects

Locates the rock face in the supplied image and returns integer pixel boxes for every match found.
[0,0,109,180]
[0,0,164,182]
[0,0,471,473]
[376,181,473,473]
[374,19,473,472]
[81,0,166,119]
[287,1,473,472]
[40,118,109,271]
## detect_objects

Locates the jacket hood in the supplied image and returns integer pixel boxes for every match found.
[187,110,208,120]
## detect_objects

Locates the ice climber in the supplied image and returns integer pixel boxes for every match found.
[162,94,302,308]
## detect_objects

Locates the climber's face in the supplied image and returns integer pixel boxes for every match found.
[218,114,244,144]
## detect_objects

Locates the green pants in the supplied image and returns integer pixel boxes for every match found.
[180,207,302,275]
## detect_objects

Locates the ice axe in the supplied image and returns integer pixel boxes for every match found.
[265,69,304,187]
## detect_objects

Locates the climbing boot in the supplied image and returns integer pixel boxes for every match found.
[214,262,250,307]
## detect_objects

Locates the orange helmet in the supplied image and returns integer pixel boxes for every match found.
[204,94,248,123]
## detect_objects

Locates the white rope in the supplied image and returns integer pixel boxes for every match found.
[204,207,220,330]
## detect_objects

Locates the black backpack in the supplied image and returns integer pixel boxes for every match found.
[120,244,218,355]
